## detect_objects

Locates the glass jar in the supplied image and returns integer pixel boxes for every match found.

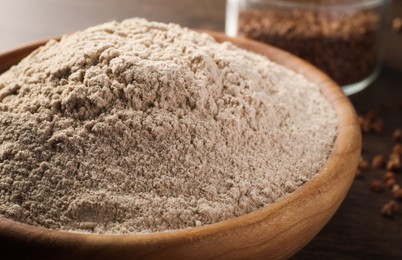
[226,0,389,95]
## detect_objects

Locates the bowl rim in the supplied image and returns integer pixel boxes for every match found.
[0,30,361,258]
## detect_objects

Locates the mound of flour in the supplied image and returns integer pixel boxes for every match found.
[0,18,337,234]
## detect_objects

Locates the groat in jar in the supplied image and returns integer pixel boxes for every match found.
[226,0,389,95]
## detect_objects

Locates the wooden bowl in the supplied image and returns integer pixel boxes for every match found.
[0,31,361,259]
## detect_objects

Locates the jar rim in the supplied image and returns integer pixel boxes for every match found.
[244,0,388,9]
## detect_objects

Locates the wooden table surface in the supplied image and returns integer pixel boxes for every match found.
[1,0,402,259]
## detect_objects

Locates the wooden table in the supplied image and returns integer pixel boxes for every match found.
[1,0,402,259]
[294,68,402,260]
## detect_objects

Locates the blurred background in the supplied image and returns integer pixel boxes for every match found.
[0,0,401,71]
[0,0,225,49]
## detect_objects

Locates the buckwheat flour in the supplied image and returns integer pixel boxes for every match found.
[0,18,337,234]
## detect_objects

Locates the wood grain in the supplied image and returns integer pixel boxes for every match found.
[293,67,402,260]
[0,32,361,259]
